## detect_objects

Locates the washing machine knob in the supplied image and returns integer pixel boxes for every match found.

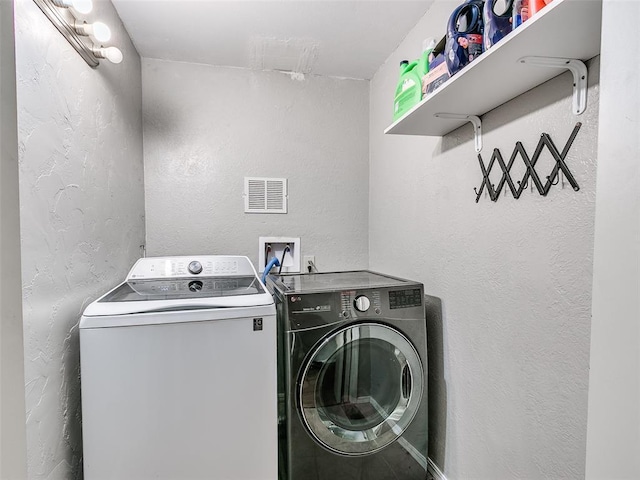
[354,295,371,312]
[188,261,203,275]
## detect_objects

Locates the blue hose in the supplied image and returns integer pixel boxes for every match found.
[261,257,280,284]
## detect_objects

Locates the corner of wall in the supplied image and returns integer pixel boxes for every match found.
[0,0,28,476]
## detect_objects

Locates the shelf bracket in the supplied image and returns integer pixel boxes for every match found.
[518,56,588,115]
[434,113,483,152]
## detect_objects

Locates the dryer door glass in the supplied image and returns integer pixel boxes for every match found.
[298,323,423,455]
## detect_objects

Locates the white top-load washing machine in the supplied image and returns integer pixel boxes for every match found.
[79,255,277,480]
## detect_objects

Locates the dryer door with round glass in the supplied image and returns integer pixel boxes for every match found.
[298,323,423,456]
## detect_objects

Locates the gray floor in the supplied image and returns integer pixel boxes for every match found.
[286,441,429,480]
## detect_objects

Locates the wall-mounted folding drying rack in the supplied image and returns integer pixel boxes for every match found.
[474,122,581,202]
[384,0,602,152]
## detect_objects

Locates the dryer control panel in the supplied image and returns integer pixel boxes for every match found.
[340,288,423,320]
[388,288,423,309]
[278,288,424,331]
[341,290,383,318]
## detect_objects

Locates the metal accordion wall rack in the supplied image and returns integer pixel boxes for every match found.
[474,122,582,203]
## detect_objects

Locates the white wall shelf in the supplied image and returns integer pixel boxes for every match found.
[384,0,602,138]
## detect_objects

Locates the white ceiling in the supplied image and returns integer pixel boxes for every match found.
[111,1,433,80]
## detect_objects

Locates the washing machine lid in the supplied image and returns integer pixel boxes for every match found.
[81,255,274,318]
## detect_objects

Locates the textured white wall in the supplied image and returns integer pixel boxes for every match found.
[14,0,145,478]
[586,1,640,478]
[143,58,369,271]
[0,0,28,477]
[369,1,599,478]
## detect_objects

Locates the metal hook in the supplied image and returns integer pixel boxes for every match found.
[518,178,529,190]
[491,184,498,202]
[547,174,559,186]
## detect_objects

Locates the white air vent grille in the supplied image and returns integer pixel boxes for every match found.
[244,177,287,214]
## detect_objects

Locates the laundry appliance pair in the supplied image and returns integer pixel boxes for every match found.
[268,271,428,480]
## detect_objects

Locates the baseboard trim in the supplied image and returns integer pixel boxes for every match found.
[427,458,447,480]
[397,437,428,470]
[394,438,447,480]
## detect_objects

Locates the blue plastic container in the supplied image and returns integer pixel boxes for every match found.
[483,0,514,50]
[445,0,485,76]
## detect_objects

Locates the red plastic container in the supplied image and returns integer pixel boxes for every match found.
[529,0,547,16]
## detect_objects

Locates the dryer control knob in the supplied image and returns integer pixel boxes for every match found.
[354,295,371,312]
[188,261,203,275]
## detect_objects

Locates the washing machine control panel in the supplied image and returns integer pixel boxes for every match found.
[188,261,203,275]
[127,256,258,279]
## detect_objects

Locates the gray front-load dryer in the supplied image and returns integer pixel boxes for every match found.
[268,271,428,480]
